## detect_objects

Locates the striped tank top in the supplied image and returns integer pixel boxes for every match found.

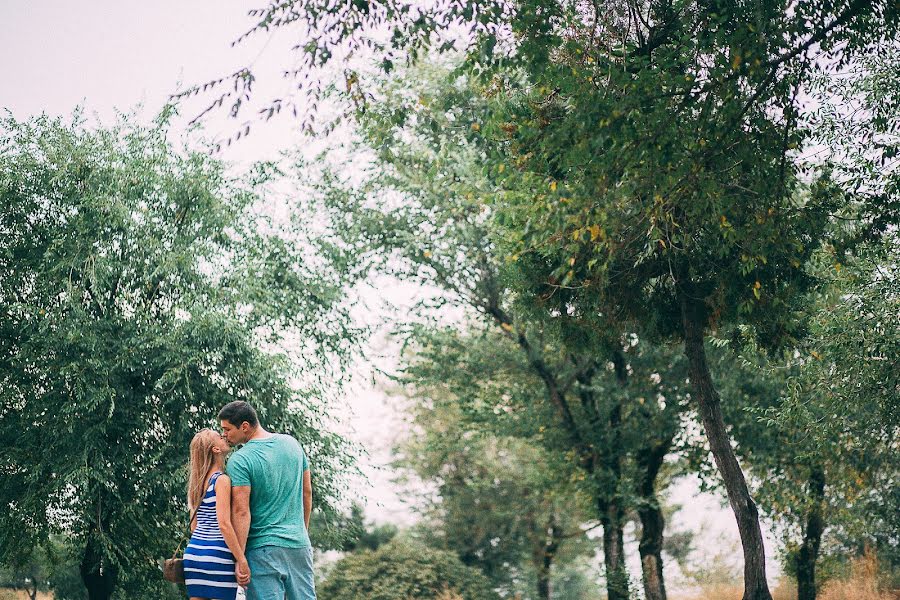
[183,471,238,600]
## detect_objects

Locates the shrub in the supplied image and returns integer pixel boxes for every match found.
[318,538,499,600]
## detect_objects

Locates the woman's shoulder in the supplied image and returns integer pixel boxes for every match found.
[214,472,232,487]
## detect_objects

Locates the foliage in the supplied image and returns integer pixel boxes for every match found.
[317,538,500,600]
[0,545,50,595]
[299,59,713,598]
[48,562,89,600]
[186,0,899,153]
[0,536,90,600]
[337,503,398,553]
[687,230,898,594]
[394,372,597,597]
[189,1,900,596]
[807,45,900,247]
[274,4,898,596]
[549,560,605,600]
[776,239,899,566]
[0,111,357,597]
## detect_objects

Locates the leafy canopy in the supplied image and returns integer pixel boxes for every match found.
[0,111,356,595]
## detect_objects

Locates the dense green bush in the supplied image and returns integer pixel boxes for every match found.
[318,538,500,600]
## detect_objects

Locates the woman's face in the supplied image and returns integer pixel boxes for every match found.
[211,432,230,455]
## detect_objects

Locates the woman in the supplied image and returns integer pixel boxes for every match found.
[183,429,249,600]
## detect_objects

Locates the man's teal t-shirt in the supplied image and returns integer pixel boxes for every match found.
[226,433,311,550]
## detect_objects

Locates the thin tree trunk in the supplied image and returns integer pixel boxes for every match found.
[680,293,772,600]
[796,466,826,600]
[536,569,551,600]
[533,514,558,600]
[600,499,630,600]
[638,502,666,600]
[601,360,631,600]
[637,440,671,600]
[29,579,38,600]
[80,538,117,600]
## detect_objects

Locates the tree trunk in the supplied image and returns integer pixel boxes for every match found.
[613,348,668,599]
[599,367,630,600]
[637,439,671,600]
[536,565,551,600]
[796,466,826,600]
[600,499,630,600]
[29,579,38,600]
[80,538,117,600]
[680,293,772,600]
[532,514,558,600]
[638,500,666,600]
[535,540,554,600]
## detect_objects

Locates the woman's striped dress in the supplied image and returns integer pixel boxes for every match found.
[183,471,238,600]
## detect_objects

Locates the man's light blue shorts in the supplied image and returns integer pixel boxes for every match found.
[245,545,316,600]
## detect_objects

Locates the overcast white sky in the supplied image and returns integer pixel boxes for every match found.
[1,1,784,591]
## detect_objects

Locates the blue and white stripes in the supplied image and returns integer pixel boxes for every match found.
[183,472,238,600]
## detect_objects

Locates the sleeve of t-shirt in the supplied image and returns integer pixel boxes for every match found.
[226,452,252,487]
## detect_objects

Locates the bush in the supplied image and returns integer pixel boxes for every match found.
[48,562,87,600]
[318,538,500,600]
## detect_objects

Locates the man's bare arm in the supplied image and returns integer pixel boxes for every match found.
[231,485,252,587]
[302,470,312,530]
[231,485,251,549]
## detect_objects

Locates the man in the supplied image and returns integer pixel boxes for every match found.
[218,401,316,600]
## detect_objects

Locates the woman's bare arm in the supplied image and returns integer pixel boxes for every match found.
[215,475,250,581]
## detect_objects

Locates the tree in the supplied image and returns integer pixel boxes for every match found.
[318,538,501,600]
[773,239,899,596]
[186,3,899,598]
[0,112,356,599]
[337,503,398,553]
[394,376,597,600]
[0,545,50,600]
[679,231,899,600]
[779,47,900,592]
[299,62,703,599]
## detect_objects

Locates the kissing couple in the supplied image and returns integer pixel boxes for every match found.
[182,401,316,600]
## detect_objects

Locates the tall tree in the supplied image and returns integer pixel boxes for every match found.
[186,3,899,597]
[776,240,898,595]
[299,64,702,598]
[0,113,356,599]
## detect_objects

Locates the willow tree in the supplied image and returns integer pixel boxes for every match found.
[0,113,356,600]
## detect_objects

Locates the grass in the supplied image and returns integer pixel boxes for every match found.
[818,551,898,600]
[0,591,53,600]
[674,552,899,600]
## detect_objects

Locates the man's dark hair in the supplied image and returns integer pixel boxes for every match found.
[218,401,259,428]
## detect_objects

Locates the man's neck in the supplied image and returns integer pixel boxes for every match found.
[247,426,273,441]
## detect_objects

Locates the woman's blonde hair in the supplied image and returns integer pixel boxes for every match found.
[187,429,221,515]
